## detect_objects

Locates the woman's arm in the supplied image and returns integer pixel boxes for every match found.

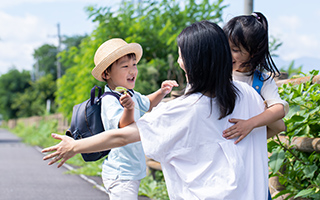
[42,123,140,168]
[223,104,285,144]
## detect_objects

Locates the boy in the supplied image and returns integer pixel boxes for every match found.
[91,38,178,199]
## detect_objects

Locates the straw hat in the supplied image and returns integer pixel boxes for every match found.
[92,38,143,82]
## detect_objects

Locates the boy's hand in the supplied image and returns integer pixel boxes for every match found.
[223,118,254,144]
[120,93,135,110]
[161,80,179,95]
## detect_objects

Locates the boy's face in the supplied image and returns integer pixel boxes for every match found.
[229,41,251,72]
[103,55,138,90]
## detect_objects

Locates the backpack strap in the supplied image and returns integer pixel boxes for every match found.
[252,70,264,95]
[100,91,121,100]
[90,86,102,105]
[90,86,121,105]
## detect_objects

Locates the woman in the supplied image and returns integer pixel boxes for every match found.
[43,21,269,200]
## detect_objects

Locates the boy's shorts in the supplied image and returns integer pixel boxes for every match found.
[102,178,141,200]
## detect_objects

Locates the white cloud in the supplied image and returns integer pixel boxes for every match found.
[0,0,111,9]
[270,14,320,61]
[0,11,57,74]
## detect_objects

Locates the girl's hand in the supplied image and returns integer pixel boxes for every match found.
[160,80,179,95]
[42,134,76,168]
[120,93,135,110]
[223,118,255,144]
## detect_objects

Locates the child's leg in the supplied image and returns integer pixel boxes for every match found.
[103,179,140,200]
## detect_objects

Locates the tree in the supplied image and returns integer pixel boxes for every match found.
[32,35,87,81]
[33,44,58,80]
[57,0,226,120]
[11,74,57,117]
[0,69,31,120]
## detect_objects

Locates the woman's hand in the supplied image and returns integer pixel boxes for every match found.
[223,118,255,144]
[42,134,77,168]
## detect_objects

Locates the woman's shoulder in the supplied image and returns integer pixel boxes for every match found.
[233,80,253,91]
[233,80,263,101]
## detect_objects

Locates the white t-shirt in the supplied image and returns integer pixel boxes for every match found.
[233,71,289,115]
[136,81,269,200]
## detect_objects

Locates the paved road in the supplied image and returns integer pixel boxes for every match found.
[0,128,109,200]
[0,128,151,200]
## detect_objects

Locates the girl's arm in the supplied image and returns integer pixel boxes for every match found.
[267,119,286,139]
[147,80,178,111]
[223,103,285,144]
[42,123,140,168]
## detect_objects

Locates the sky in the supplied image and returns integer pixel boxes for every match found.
[0,0,319,75]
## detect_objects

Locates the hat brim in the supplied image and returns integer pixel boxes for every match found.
[92,43,142,82]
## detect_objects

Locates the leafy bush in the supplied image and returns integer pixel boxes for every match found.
[268,70,320,199]
[139,171,169,200]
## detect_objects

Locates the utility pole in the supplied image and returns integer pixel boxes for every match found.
[244,0,254,14]
[56,23,62,79]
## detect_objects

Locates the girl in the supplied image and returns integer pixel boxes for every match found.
[222,12,290,200]
[43,21,269,199]
[222,12,289,144]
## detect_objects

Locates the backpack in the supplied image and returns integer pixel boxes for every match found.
[66,86,120,162]
[252,70,264,95]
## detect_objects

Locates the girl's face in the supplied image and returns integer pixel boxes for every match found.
[103,55,138,90]
[229,41,251,72]
[177,48,185,72]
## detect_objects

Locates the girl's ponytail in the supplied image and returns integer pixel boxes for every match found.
[224,12,280,79]
[253,12,279,79]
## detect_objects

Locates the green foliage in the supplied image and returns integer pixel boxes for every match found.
[280,70,319,138]
[268,70,320,199]
[57,0,226,120]
[269,35,283,58]
[280,60,303,78]
[10,121,102,176]
[0,69,31,120]
[139,171,169,200]
[11,74,57,117]
[12,120,59,147]
[33,44,58,80]
[66,159,104,176]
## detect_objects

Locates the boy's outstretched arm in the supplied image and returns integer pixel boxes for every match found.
[42,123,140,168]
[147,80,178,111]
[223,104,286,144]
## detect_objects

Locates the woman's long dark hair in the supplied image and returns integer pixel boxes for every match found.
[223,12,280,79]
[178,20,238,119]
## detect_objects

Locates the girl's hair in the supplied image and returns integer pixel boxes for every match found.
[102,53,136,82]
[223,12,280,79]
[177,20,238,119]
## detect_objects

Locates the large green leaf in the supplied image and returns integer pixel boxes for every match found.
[269,147,285,174]
[303,164,318,178]
[295,188,314,198]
